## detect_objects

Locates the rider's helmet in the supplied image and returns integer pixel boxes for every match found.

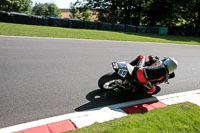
[163,57,178,74]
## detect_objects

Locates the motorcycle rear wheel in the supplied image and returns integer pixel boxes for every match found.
[98,72,124,90]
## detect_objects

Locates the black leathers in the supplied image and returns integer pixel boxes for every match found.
[130,55,170,93]
[144,64,167,81]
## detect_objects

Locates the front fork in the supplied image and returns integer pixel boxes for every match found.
[114,80,126,89]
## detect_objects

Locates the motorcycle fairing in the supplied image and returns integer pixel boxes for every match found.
[118,69,128,78]
[112,62,128,78]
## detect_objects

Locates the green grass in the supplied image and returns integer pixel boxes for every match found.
[67,102,200,133]
[0,22,200,45]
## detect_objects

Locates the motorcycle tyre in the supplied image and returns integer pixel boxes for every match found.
[98,72,124,91]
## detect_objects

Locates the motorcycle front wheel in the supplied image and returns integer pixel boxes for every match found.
[98,72,124,90]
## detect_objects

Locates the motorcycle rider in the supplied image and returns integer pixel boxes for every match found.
[130,55,178,94]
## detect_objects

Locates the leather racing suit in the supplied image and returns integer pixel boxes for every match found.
[130,55,174,94]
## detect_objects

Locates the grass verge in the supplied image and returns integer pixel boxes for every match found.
[67,102,200,133]
[0,22,200,45]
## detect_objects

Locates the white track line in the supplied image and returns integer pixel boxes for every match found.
[0,35,197,47]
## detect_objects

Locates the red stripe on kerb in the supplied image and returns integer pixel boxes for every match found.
[121,101,167,114]
[18,125,51,133]
[47,120,76,133]
[16,120,77,133]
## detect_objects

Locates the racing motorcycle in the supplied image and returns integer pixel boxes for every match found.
[98,58,175,95]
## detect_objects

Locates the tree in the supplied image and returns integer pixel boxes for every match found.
[194,0,200,29]
[69,2,93,21]
[0,0,32,14]
[69,2,79,19]
[81,9,93,21]
[84,0,118,23]
[117,0,146,25]
[143,0,197,28]
[32,3,61,17]
[76,0,200,29]
[83,0,146,25]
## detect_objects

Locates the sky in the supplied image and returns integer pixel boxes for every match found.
[31,0,80,9]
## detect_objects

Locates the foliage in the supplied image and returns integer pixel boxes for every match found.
[0,0,62,18]
[84,0,146,25]
[84,0,119,23]
[78,0,200,29]
[0,0,32,14]
[142,0,197,28]
[1,0,199,29]
[32,3,61,17]
[69,2,93,21]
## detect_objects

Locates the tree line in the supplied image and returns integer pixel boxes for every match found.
[72,0,200,30]
[0,0,61,17]
[1,0,200,30]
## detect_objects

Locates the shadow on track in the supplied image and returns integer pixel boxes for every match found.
[75,89,153,111]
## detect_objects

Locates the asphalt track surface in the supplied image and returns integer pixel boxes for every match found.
[0,36,200,128]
